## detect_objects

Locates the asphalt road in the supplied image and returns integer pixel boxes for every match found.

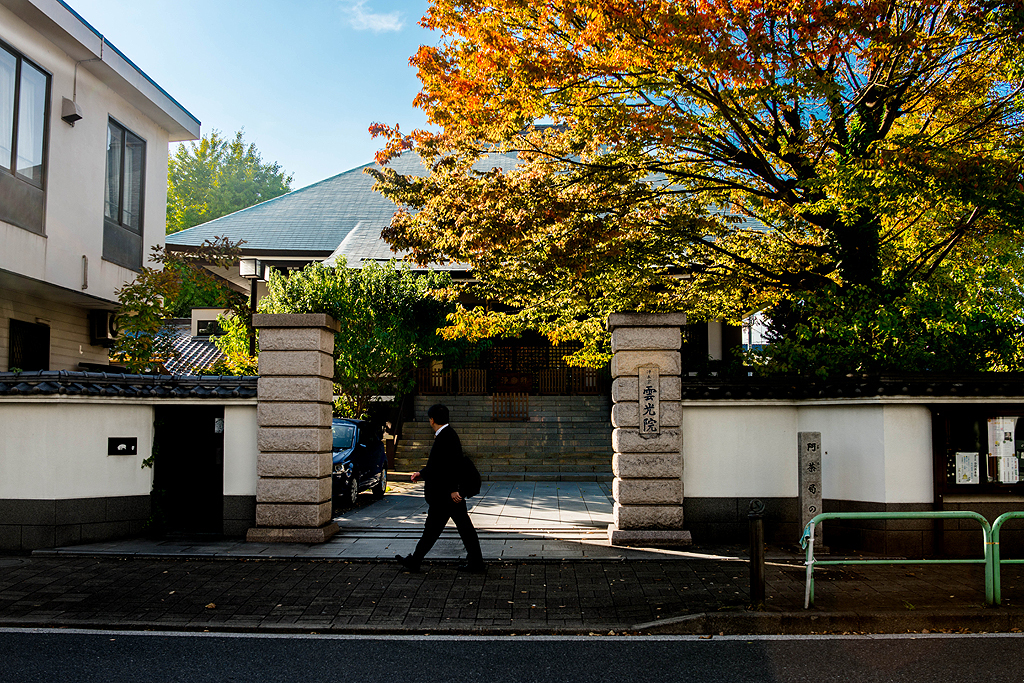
[2,629,1024,683]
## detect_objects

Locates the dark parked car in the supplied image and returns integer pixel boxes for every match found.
[332,418,387,507]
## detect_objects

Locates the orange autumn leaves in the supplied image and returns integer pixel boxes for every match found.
[368,0,1024,371]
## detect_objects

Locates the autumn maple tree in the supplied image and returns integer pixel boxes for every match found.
[370,0,1024,375]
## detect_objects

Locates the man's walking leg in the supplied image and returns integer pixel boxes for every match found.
[451,501,484,568]
[411,505,451,564]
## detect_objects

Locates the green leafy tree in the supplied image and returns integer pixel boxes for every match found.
[210,311,259,376]
[370,0,1024,375]
[166,129,293,234]
[164,130,292,317]
[215,259,464,416]
[113,238,246,373]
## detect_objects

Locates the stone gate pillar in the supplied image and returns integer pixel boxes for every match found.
[247,313,340,543]
[607,312,692,546]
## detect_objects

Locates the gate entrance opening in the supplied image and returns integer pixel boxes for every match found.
[154,405,225,535]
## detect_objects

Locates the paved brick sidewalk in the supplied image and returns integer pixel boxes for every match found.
[3,553,1024,634]
[0,556,746,632]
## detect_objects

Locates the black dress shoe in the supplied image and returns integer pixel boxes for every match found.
[396,554,421,573]
[457,561,486,574]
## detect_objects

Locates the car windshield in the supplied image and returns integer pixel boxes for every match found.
[332,423,355,449]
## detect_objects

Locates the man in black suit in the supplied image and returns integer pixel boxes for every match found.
[396,403,485,573]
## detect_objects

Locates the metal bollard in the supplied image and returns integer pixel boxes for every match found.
[748,499,766,609]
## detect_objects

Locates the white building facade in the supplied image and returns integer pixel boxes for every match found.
[0,0,199,372]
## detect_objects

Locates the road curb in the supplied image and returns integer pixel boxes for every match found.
[634,610,1024,635]
[5,610,1022,637]
[0,618,628,636]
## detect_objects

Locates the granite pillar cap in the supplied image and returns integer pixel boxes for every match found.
[253,313,340,333]
[607,312,687,331]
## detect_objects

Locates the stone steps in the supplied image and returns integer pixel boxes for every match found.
[397,395,613,481]
[392,455,612,470]
[390,471,613,483]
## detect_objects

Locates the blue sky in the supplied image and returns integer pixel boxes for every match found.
[68,0,435,189]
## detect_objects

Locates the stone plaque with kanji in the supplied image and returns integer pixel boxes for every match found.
[638,365,660,437]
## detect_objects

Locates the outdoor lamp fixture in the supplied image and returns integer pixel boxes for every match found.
[239,258,266,355]
[239,258,264,279]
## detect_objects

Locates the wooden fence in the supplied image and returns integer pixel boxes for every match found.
[492,393,529,421]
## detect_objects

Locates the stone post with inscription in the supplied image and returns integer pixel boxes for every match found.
[247,313,340,544]
[607,312,692,546]
[798,431,824,548]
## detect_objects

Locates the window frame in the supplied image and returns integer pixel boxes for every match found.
[104,117,146,234]
[0,37,50,191]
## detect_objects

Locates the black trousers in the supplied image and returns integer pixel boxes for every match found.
[412,498,483,565]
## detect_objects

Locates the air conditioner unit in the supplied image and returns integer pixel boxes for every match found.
[89,310,118,347]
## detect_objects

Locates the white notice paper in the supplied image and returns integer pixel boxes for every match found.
[1000,456,1020,484]
[988,417,1018,458]
[956,452,979,485]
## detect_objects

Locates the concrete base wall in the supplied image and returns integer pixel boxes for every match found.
[223,495,256,537]
[683,497,800,546]
[682,497,938,556]
[0,495,150,551]
[936,496,1024,558]
[822,500,935,557]
[685,496,1024,558]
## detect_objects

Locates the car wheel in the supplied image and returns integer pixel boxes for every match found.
[372,469,387,499]
[346,478,360,508]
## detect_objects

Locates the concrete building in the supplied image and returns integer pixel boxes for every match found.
[0,0,200,372]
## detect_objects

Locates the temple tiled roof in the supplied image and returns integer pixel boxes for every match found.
[677,373,1024,400]
[166,149,768,271]
[165,152,521,256]
[0,371,257,399]
[162,319,224,375]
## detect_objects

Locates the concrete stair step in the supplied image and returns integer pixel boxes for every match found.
[390,470,612,483]
[396,397,612,484]
[483,472,612,482]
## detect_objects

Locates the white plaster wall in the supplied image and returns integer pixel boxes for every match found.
[682,405,798,497]
[882,405,934,504]
[224,405,258,496]
[0,4,171,303]
[682,402,935,504]
[797,404,933,504]
[0,402,154,499]
[797,405,886,502]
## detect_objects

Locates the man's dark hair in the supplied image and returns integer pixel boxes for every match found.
[427,403,450,425]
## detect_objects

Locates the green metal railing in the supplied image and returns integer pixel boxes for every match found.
[800,511,993,608]
[991,511,1024,605]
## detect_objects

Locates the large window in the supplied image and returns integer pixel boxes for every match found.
[102,119,146,270]
[104,119,145,232]
[0,40,49,234]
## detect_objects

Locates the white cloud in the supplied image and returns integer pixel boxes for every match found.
[342,1,404,33]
